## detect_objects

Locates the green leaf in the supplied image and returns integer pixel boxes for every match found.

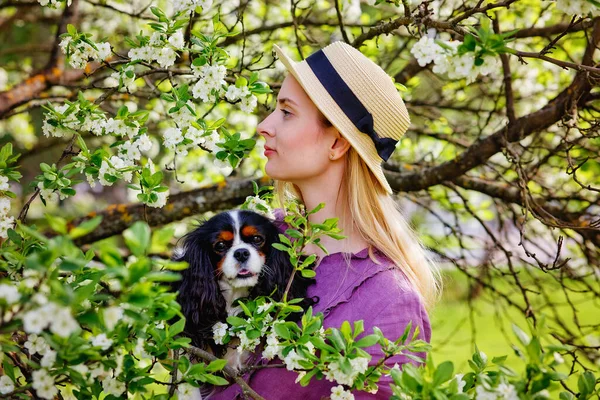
[69,216,103,239]
[274,323,291,340]
[45,213,67,234]
[355,334,379,348]
[226,316,246,327]
[169,318,186,337]
[329,328,346,351]
[463,34,477,51]
[578,371,595,396]
[67,24,77,36]
[559,392,575,400]
[2,360,16,382]
[206,359,227,372]
[300,269,316,278]
[123,221,151,256]
[432,361,454,386]
[203,374,229,386]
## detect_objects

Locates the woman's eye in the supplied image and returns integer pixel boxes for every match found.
[281,109,291,117]
[251,235,264,245]
[214,241,227,252]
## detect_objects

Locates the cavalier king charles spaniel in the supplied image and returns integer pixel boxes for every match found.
[172,209,315,374]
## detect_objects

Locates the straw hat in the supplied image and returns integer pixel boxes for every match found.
[273,41,410,194]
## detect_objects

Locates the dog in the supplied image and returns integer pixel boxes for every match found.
[172,209,315,376]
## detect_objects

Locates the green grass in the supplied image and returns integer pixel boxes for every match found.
[429,268,600,393]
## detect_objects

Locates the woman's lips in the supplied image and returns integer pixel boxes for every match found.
[264,146,276,157]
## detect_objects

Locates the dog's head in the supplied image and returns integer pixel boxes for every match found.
[173,210,298,343]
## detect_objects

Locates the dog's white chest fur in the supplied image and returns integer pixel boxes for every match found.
[218,280,250,316]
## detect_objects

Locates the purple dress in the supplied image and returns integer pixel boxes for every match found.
[208,211,432,399]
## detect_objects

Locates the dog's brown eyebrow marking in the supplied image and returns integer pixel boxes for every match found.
[242,225,259,237]
[217,231,234,241]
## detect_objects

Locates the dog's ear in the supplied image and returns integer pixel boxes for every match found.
[175,229,226,327]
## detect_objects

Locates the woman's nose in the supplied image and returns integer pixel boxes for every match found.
[257,112,275,138]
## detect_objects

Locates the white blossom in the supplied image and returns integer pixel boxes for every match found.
[0,197,10,214]
[454,373,466,392]
[91,333,113,350]
[102,376,126,396]
[59,36,111,69]
[0,176,9,191]
[168,31,185,49]
[171,104,197,126]
[202,130,221,152]
[163,127,184,151]
[240,95,257,113]
[25,334,50,356]
[0,375,14,395]
[497,382,519,400]
[331,385,354,400]
[225,85,250,102]
[555,0,600,16]
[282,349,304,370]
[262,332,283,360]
[0,215,14,239]
[40,349,57,368]
[157,47,177,68]
[244,196,274,219]
[554,352,565,364]
[237,330,260,352]
[0,283,19,304]
[475,385,499,400]
[103,306,123,331]
[98,156,134,186]
[50,307,79,337]
[136,134,153,152]
[22,308,51,334]
[212,321,228,345]
[31,369,57,400]
[176,382,202,400]
[104,118,130,137]
[325,357,369,386]
[410,35,445,67]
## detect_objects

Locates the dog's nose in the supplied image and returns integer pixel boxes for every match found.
[233,248,250,262]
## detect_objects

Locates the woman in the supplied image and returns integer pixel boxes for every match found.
[209,41,441,399]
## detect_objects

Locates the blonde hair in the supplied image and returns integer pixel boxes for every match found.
[274,147,442,310]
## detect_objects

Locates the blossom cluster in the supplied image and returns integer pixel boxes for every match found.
[243,195,275,219]
[555,0,600,16]
[410,30,500,84]
[475,380,520,400]
[325,356,370,386]
[59,36,111,70]
[42,103,106,138]
[172,0,213,14]
[331,384,355,400]
[22,299,79,337]
[128,159,170,208]
[192,63,258,112]
[128,31,185,68]
[0,185,14,239]
[37,0,68,8]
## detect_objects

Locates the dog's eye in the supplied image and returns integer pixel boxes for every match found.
[251,235,264,245]
[214,241,227,252]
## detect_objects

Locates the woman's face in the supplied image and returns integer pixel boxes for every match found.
[257,74,338,184]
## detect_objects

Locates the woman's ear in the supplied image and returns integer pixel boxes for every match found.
[329,130,351,159]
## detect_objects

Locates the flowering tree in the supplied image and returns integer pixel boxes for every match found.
[0,0,599,398]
